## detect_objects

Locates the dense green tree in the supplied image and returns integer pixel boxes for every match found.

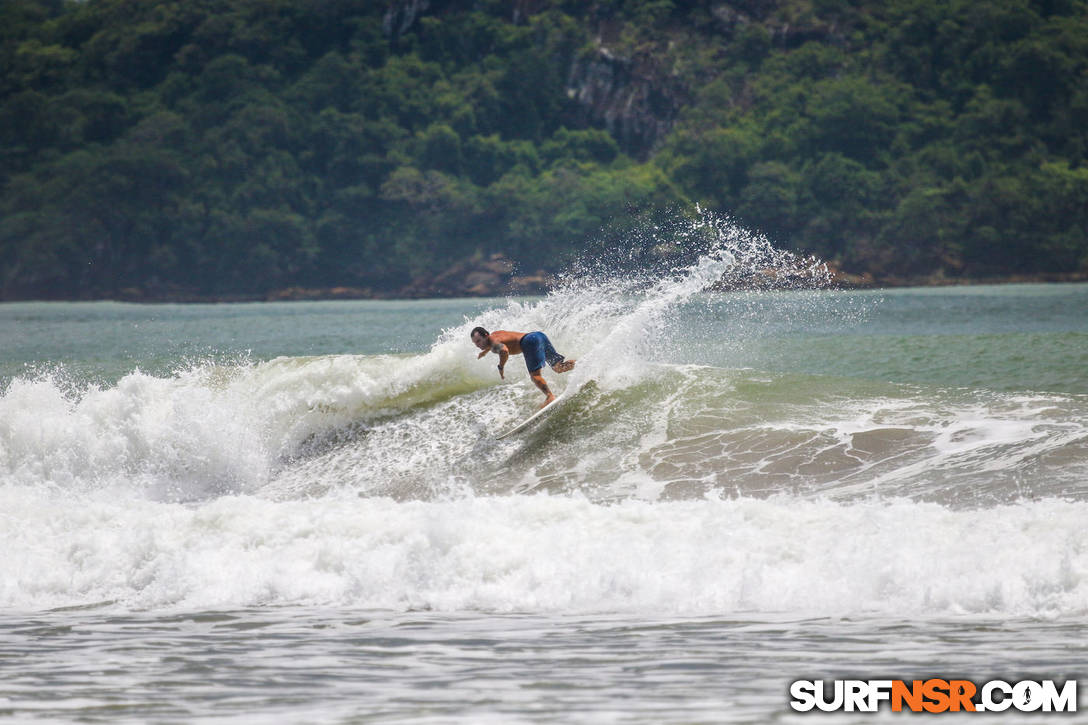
[1,0,1086,299]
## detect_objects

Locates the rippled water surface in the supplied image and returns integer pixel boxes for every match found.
[3,610,1086,723]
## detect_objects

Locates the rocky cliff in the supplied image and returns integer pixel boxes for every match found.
[566,46,684,159]
[382,0,685,157]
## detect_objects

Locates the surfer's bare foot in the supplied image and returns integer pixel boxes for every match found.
[553,360,575,373]
[540,395,556,409]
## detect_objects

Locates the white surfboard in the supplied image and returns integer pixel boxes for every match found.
[497,395,565,439]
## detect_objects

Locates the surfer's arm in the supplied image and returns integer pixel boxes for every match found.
[496,345,509,378]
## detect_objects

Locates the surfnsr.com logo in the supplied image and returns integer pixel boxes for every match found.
[789,679,1078,713]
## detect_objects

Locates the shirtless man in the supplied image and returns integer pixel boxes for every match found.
[471,327,575,407]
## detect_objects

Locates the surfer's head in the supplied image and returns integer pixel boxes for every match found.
[470,326,490,349]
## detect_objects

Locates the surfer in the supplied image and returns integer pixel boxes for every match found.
[471,327,575,407]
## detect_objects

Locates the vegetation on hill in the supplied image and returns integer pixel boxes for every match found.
[2,0,1086,299]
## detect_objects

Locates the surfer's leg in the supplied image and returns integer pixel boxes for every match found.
[542,335,574,372]
[528,368,556,407]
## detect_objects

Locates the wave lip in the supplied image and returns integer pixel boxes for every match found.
[3,490,1086,617]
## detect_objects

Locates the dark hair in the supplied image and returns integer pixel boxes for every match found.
[470,326,489,339]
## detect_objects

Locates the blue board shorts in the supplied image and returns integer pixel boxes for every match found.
[520,331,564,373]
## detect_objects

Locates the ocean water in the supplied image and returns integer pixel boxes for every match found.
[3,224,1088,722]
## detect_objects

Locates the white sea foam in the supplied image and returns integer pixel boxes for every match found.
[0,349,498,497]
[3,217,1086,620]
[2,487,1086,617]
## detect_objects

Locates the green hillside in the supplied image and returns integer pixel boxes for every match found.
[2,0,1087,299]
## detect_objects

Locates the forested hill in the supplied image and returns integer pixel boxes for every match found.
[2,0,1087,300]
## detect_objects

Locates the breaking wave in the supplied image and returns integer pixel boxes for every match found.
[3,211,1087,616]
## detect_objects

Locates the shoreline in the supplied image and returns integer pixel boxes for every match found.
[3,272,1087,304]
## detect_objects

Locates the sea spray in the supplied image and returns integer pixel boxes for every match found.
[3,212,1085,507]
[434,208,836,394]
[0,364,269,498]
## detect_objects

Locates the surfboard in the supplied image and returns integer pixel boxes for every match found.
[497,395,565,439]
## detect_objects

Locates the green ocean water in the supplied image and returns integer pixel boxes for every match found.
[3,284,1085,392]
[2,280,1087,723]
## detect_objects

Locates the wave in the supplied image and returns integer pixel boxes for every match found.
[0,350,497,499]
[3,487,1086,616]
[0,212,831,500]
[4,356,1086,507]
[2,211,1086,504]
[3,212,1087,617]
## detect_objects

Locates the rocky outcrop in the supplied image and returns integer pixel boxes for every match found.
[384,0,545,37]
[382,2,684,158]
[399,253,550,298]
[262,255,548,300]
[710,1,842,48]
[566,47,685,159]
[710,3,757,30]
[382,0,430,39]
[511,0,548,25]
